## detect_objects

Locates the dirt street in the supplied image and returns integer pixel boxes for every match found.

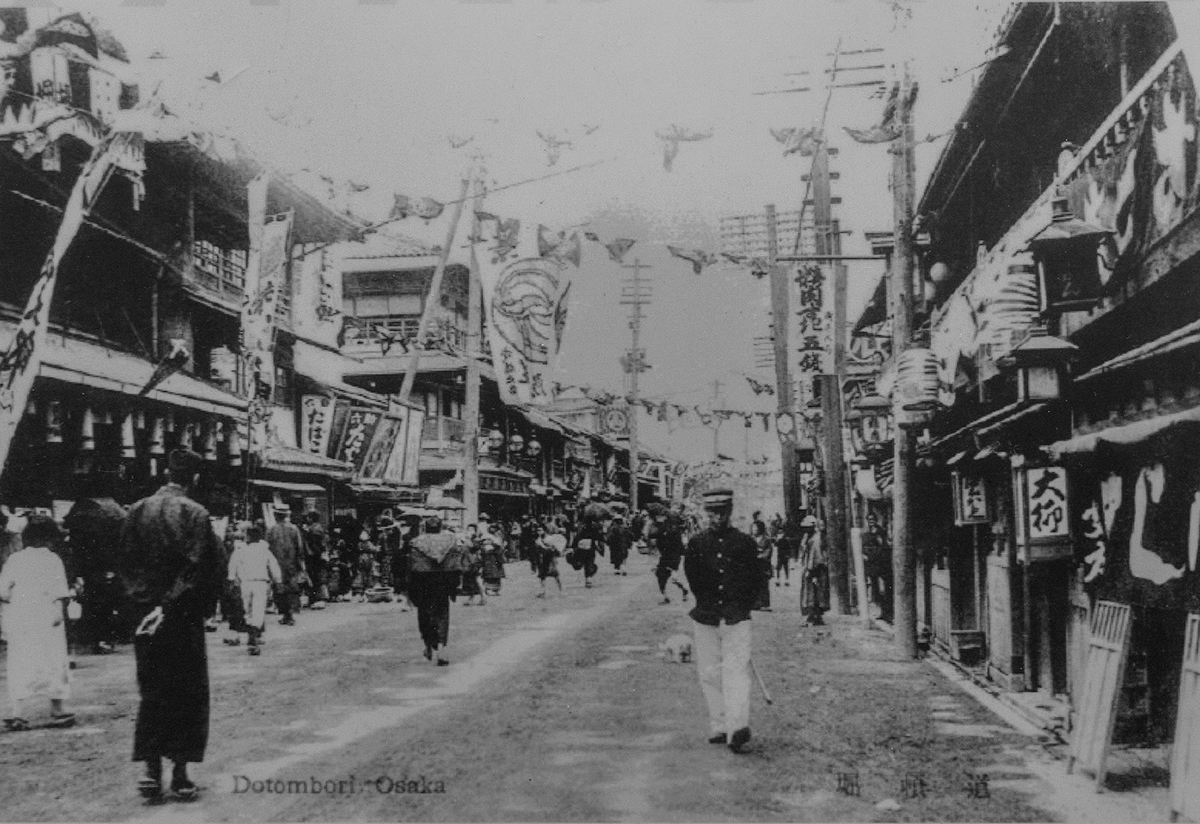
[0,553,1145,822]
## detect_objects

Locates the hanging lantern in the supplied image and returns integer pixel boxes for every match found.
[80,407,96,452]
[526,439,542,457]
[996,327,1078,402]
[228,422,243,467]
[509,433,525,454]
[847,393,892,455]
[121,414,136,458]
[895,347,941,427]
[202,422,217,461]
[149,416,165,456]
[1028,195,1113,312]
[134,409,147,430]
[45,400,63,443]
[25,399,37,417]
[100,408,115,425]
[165,410,176,433]
[929,261,953,288]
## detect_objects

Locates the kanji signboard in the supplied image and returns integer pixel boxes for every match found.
[793,264,834,377]
[952,472,989,526]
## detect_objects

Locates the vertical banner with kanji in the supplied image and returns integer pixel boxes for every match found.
[241,170,293,448]
[300,395,336,455]
[335,407,381,469]
[1015,462,1071,562]
[792,264,835,380]
[0,130,134,475]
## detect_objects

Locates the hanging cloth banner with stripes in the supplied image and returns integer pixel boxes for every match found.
[0,129,136,474]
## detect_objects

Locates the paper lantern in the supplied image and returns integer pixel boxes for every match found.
[46,400,63,443]
[202,422,217,461]
[121,414,136,458]
[929,261,952,286]
[149,416,165,456]
[228,423,244,467]
[80,407,96,452]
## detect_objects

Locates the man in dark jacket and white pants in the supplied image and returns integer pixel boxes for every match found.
[683,488,760,754]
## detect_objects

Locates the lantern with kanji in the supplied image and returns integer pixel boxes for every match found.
[1028,195,1113,312]
[996,327,1077,402]
[895,347,941,427]
[1011,456,1072,562]
[847,393,892,455]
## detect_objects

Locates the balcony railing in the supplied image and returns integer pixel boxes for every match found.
[343,315,467,354]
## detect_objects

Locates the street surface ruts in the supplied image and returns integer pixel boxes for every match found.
[0,553,1093,822]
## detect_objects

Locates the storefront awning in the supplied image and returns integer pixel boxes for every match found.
[1047,404,1200,458]
[249,480,327,494]
[29,331,247,418]
[261,442,354,479]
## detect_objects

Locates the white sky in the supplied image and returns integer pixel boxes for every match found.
[59,0,1003,462]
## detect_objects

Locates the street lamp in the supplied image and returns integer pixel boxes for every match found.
[1028,195,1113,312]
[847,393,892,456]
[996,327,1077,402]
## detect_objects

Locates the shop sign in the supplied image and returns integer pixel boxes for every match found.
[359,414,405,481]
[300,395,335,455]
[383,406,425,487]
[952,472,989,526]
[1014,461,1070,548]
[335,407,381,468]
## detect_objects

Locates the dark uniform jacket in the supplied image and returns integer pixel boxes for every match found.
[683,524,760,626]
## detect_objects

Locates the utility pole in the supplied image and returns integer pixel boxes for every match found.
[620,260,652,513]
[463,175,484,526]
[812,145,851,616]
[892,60,918,659]
[766,205,802,522]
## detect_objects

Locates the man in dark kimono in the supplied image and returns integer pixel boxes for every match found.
[655,512,688,604]
[301,511,329,608]
[607,514,632,575]
[408,517,459,665]
[683,488,760,754]
[118,449,224,801]
[267,507,305,625]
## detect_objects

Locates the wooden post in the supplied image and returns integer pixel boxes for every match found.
[398,177,471,405]
[464,178,484,526]
[813,145,850,615]
[766,205,801,522]
[892,62,919,658]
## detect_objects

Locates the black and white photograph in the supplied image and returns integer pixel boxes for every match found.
[0,1,1197,821]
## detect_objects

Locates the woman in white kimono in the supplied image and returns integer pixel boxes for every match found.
[0,515,74,731]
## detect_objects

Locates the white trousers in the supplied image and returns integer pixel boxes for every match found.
[241,580,271,630]
[692,618,752,736]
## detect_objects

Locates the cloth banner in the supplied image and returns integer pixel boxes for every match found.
[291,245,342,349]
[1073,420,1200,612]
[480,247,572,405]
[334,407,381,469]
[792,264,834,376]
[0,129,134,474]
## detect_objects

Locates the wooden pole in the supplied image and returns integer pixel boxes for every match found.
[398,177,471,405]
[464,177,484,526]
[766,205,801,522]
[892,61,919,659]
[813,144,850,615]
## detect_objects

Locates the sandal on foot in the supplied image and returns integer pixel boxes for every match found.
[436,658,449,666]
[423,645,433,661]
[137,777,163,800]
[170,779,199,801]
